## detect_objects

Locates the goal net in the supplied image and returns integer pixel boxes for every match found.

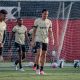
[0,0,80,65]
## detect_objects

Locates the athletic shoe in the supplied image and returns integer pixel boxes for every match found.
[40,70,45,75]
[33,66,36,71]
[19,68,24,71]
[36,69,40,75]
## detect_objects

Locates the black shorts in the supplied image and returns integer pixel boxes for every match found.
[35,42,48,51]
[15,42,26,52]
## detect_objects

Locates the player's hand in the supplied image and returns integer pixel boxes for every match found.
[0,43,3,47]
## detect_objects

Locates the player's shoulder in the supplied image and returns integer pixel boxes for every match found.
[13,25,18,28]
[2,21,6,24]
[22,25,27,28]
[13,25,19,30]
[46,18,52,22]
[35,18,41,22]
[22,25,27,30]
[1,21,7,29]
[46,19,52,25]
[2,21,6,26]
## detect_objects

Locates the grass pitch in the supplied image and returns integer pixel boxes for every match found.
[0,62,80,80]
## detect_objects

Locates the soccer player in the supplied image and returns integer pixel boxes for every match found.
[0,10,7,61]
[9,18,29,71]
[28,28,37,70]
[31,9,54,75]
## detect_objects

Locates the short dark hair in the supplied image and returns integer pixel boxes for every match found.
[0,9,7,14]
[42,9,48,13]
[17,17,23,21]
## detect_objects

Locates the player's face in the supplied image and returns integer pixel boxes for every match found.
[0,13,4,21]
[3,14,7,21]
[17,19,23,26]
[42,11,49,20]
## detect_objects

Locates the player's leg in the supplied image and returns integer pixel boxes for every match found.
[35,49,42,74]
[18,51,22,69]
[18,45,24,71]
[14,42,20,70]
[32,46,37,70]
[14,42,19,66]
[40,43,47,75]
[22,45,26,61]
[18,51,24,71]
[34,42,42,74]
[17,44,25,71]
[14,42,24,71]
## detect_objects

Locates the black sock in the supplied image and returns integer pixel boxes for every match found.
[36,64,39,69]
[19,64,22,69]
[40,66,43,71]
[15,60,19,65]
[34,64,37,67]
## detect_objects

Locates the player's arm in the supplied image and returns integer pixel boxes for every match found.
[31,26,37,47]
[9,31,15,49]
[2,23,7,46]
[48,23,54,45]
[2,30,6,44]
[31,19,38,47]
[25,31,30,43]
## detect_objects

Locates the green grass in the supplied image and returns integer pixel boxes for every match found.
[0,62,80,80]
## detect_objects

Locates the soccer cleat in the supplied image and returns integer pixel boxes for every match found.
[40,70,45,75]
[33,67,36,71]
[36,69,40,75]
[19,68,24,71]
